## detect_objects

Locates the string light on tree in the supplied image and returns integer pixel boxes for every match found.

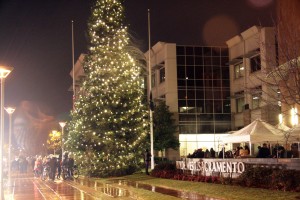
[66,0,148,177]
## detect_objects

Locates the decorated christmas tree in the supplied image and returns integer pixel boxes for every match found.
[66,0,148,177]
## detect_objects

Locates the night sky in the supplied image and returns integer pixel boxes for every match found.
[0,0,276,117]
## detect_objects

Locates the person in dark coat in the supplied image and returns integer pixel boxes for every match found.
[257,143,270,158]
[48,155,57,181]
[144,149,151,175]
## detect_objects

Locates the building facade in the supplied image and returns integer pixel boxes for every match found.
[145,42,231,159]
[277,0,300,127]
[226,26,279,130]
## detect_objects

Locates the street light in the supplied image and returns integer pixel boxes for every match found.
[5,107,15,187]
[0,65,13,199]
[59,122,66,157]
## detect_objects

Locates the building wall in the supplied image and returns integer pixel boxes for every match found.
[277,0,300,127]
[226,26,280,130]
[146,42,231,159]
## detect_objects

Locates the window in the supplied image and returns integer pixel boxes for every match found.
[252,92,262,109]
[235,91,244,113]
[151,73,155,87]
[159,67,165,83]
[250,55,261,72]
[234,62,244,79]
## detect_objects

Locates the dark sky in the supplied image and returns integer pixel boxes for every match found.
[0,0,276,117]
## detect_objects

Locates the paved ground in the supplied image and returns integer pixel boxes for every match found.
[4,173,133,200]
[4,173,218,200]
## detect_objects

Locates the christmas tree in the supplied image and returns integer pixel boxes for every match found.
[66,0,148,177]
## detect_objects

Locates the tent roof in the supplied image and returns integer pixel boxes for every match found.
[223,119,285,143]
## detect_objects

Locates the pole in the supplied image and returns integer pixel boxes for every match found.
[0,78,5,199]
[8,112,11,186]
[148,9,154,170]
[61,126,64,157]
[59,122,66,158]
[5,107,15,187]
[72,20,75,110]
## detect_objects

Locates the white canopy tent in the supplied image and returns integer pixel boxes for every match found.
[286,125,300,142]
[222,119,285,155]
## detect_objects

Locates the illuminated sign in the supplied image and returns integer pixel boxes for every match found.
[176,160,245,174]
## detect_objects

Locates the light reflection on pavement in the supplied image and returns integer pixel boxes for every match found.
[4,173,221,200]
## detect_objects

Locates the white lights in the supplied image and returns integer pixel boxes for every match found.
[278,113,283,124]
[291,107,298,126]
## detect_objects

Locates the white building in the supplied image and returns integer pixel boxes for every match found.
[145,42,231,159]
[226,26,279,130]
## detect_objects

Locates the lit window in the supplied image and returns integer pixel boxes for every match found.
[234,62,244,79]
[252,92,262,109]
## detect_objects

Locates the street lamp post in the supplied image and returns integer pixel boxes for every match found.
[59,122,66,157]
[148,9,154,170]
[0,65,13,199]
[5,107,15,187]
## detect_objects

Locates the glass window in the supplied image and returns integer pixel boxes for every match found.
[213,90,222,99]
[186,66,194,79]
[151,73,155,87]
[194,47,203,55]
[213,80,222,87]
[212,66,221,79]
[221,57,228,66]
[177,65,185,79]
[235,92,245,113]
[178,90,186,99]
[185,47,194,55]
[177,80,186,88]
[186,90,195,99]
[195,66,204,79]
[195,90,204,99]
[222,79,230,87]
[195,56,203,65]
[221,66,229,79]
[214,100,223,113]
[203,47,211,56]
[250,55,261,72]
[186,80,195,88]
[212,57,220,66]
[177,56,185,65]
[186,56,194,65]
[234,62,244,79]
[223,100,231,113]
[176,46,185,55]
[159,67,165,83]
[252,92,262,109]
[196,100,204,112]
[195,80,204,87]
[203,57,212,66]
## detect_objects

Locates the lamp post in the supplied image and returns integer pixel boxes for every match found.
[0,65,13,199]
[59,122,66,157]
[5,107,15,187]
[148,9,154,170]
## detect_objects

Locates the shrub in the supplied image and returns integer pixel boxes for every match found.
[236,167,300,191]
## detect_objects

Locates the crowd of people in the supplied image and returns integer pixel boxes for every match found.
[187,143,299,159]
[33,152,75,181]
